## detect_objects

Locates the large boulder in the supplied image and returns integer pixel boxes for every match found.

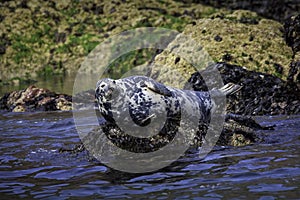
[149,10,293,89]
[183,0,300,23]
[284,14,300,90]
[186,62,300,115]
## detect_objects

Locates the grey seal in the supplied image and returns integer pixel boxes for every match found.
[94,76,241,152]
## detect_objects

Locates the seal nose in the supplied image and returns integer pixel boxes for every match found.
[95,79,117,100]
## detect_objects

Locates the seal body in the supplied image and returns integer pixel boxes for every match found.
[94,76,240,152]
[95,76,214,127]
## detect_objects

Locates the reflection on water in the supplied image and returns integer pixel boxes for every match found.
[0,112,299,199]
[0,73,76,96]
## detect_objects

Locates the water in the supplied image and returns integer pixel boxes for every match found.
[0,111,299,199]
[0,73,76,96]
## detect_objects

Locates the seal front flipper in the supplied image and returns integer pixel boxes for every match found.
[140,79,173,97]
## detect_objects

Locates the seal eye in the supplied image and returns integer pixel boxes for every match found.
[139,81,147,88]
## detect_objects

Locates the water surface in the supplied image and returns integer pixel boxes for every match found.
[0,112,299,199]
[0,74,76,96]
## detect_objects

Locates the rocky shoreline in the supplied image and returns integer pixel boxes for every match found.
[0,61,296,148]
[0,1,299,149]
[190,0,300,23]
[0,0,298,84]
[1,60,299,115]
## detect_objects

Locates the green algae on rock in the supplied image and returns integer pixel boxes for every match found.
[0,0,218,82]
[149,10,293,88]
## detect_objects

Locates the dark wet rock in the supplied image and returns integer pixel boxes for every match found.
[285,14,300,90]
[59,144,85,154]
[187,0,300,23]
[287,60,300,90]
[0,86,98,112]
[0,85,72,112]
[59,113,273,155]
[185,62,300,115]
[220,114,274,146]
[284,14,300,56]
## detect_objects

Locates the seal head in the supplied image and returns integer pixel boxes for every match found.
[95,76,179,127]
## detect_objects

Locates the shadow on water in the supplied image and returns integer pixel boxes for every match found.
[0,111,299,199]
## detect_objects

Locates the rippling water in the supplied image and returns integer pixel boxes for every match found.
[0,111,299,199]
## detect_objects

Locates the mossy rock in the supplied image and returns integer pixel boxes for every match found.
[0,0,218,81]
[150,10,293,88]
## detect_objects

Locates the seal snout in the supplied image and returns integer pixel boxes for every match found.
[95,79,118,101]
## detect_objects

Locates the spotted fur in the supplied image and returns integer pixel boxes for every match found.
[94,76,240,152]
[95,76,223,126]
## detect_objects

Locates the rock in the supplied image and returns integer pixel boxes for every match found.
[12,105,25,112]
[189,0,300,23]
[55,95,72,111]
[0,85,72,112]
[287,60,300,90]
[284,13,300,90]
[186,62,300,115]
[284,14,300,56]
[59,113,272,156]
[150,10,293,88]
[0,0,218,81]
[0,84,272,148]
